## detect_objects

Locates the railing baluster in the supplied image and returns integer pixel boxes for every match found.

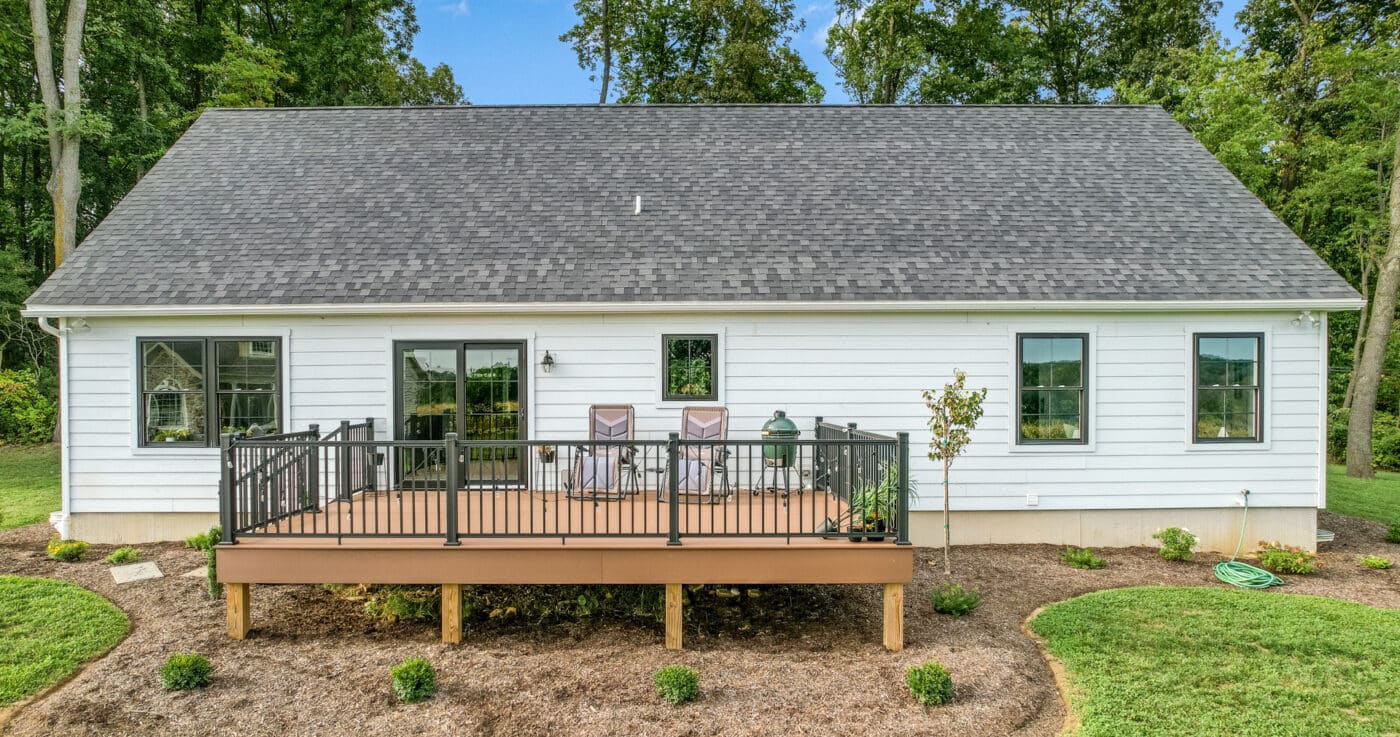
[445,433,460,546]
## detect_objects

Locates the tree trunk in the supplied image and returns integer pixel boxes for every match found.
[1346,130,1400,478]
[29,0,88,269]
[135,72,149,180]
[942,456,950,576]
[598,0,611,103]
[1343,258,1371,410]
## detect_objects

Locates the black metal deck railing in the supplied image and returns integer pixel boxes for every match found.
[219,418,910,546]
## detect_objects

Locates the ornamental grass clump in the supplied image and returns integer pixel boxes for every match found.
[1152,527,1197,561]
[161,653,212,690]
[1060,546,1106,570]
[390,657,437,703]
[105,547,141,565]
[46,537,89,562]
[1360,555,1392,570]
[653,665,699,705]
[928,582,981,617]
[1257,541,1319,574]
[905,660,954,705]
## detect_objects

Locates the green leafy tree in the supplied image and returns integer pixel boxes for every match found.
[564,0,823,103]
[923,370,987,575]
[197,26,295,108]
[825,0,929,103]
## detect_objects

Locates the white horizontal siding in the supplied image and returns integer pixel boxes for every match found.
[62,311,1324,516]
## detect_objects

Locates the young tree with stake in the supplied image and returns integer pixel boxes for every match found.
[923,370,987,575]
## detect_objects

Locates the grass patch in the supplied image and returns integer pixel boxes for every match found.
[0,576,129,706]
[1326,464,1400,524]
[1029,587,1400,737]
[0,444,60,529]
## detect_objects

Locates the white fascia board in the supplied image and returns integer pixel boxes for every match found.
[22,297,1366,319]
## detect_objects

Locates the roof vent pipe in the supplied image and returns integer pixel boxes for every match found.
[634,195,641,215]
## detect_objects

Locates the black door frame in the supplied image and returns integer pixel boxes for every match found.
[392,340,529,489]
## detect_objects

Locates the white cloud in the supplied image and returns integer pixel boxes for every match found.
[437,0,469,16]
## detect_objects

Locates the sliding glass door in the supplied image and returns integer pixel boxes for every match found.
[395,342,526,488]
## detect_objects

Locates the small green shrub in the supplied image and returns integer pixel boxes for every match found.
[105,547,141,565]
[1360,555,1393,570]
[1257,541,1319,574]
[46,537,90,562]
[928,582,981,616]
[653,665,699,705]
[390,657,437,703]
[185,531,213,551]
[905,660,954,705]
[1386,522,1400,545]
[161,652,213,690]
[0,369,57,444]
[1152,527,1197,561]
[206,547,221,599]
[1060,546,1106,570]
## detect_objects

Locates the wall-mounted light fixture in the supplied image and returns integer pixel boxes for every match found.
[540,350,556,373]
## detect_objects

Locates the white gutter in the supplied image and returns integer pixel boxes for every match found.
[36,317,72,538]
[21,297,1366,319]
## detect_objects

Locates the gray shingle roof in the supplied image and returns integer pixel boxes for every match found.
[27,105,1357,308]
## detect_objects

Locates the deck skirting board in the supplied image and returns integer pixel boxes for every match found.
[217,544,914,585]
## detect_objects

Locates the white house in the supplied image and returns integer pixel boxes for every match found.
[25,105,1360,554]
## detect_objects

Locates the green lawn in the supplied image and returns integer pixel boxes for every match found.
[1327,464,1400,524]
[0,444,60,530]
[0,576,129,706]
[1029,587,1400,737]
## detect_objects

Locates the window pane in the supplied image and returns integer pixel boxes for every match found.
[144,392,206,444]
[1021,337,1082,388]
[666,336,715,398]
[219,392,279,435]
[216,340,279,391]
[142,340,205,392]
[1197,387,1257,440]
[1020,389,1082,441]
[401,348,457,440]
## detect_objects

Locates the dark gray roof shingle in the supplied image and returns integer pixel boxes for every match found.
[27,105,1358,307]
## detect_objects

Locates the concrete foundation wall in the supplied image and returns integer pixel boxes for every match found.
[68,512,219,545]
[909,507,1317,553]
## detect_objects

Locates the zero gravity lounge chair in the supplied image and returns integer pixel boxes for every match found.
[567,404,639,500]
[665,405,731,503]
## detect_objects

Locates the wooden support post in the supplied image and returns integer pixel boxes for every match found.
[883,583,904,652]
[227,583,251,640]
[441,583,462,644]
[665,583,683,650]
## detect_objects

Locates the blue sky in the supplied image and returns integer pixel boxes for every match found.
[414,0,1250,105]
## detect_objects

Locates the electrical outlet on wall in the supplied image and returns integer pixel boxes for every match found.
[1026,494,1039,507]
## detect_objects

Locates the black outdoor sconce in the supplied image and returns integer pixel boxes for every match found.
[540,350,556,373]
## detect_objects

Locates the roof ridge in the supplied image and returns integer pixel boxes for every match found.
[203,103,1165,112]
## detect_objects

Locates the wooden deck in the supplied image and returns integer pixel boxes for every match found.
[246,487,856,538]
[217,487,914,650]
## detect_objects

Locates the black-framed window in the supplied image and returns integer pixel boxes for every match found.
[138,338,282,447]
[662,334,718,402]
[1017,334,1088,444]
[1194,333,1263,443]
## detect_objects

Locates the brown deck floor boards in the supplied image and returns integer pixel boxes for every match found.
[245,488,854,541]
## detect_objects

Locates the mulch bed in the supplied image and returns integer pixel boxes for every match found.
[1,512,1395,737]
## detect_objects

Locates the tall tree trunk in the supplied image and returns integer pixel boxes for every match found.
[29,0,88,269]
[598,0,612,103]
[135,72,149,180]
[1343,257,1371,410]
[1346,131,1400,478]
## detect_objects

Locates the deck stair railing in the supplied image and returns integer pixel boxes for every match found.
[219,418,910,547]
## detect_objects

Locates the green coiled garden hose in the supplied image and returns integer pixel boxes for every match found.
[1213,489,1284,589]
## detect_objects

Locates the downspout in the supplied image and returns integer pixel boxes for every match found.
[36,316,72,538]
